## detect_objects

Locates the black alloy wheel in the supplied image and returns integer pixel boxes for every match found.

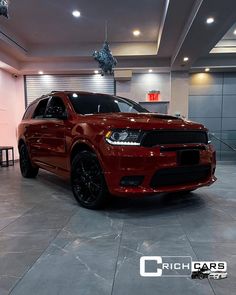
[71,151,108,209]
[19,144,39,178]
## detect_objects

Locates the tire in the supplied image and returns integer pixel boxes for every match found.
[71,151,109,209]
[19,144,39,178]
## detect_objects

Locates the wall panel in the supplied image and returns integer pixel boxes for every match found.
[189,73,236,161]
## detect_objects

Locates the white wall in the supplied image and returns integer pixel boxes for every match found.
[169,72,189,118]
[116,73,171,103]
[0,70,25,159]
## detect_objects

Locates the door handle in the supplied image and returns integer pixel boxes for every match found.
[41,125,48,129]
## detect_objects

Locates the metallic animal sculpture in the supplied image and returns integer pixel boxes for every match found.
[0,0,9,18]
[93,41,117,76]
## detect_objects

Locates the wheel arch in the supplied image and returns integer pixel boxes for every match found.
[70,141,97,164]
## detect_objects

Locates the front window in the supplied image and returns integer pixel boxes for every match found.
[68,93,148,115]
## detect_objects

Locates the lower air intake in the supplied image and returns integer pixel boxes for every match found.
[150,165,211,188]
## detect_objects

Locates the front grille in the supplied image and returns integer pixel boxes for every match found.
[150,165,211,188]
[141,131,208,147]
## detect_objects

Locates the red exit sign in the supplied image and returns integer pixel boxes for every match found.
[147,91,160,101]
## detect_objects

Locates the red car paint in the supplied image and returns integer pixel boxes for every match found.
[18,91,216,197]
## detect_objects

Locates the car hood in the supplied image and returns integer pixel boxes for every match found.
[80,113,206,131]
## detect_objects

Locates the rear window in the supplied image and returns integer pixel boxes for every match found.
[23,104,36,120]
[68,93,147,115]
[32,98,49,119]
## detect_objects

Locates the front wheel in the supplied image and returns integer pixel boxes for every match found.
[71,151,109,209]
[19,144,39,178]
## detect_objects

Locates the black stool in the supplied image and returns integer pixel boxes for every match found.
[0,146,14,167]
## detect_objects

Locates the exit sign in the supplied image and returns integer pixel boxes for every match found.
[147,91,160,101]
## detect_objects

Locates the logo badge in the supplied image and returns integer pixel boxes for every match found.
[140,256,227,280]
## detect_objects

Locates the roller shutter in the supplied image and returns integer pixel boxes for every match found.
[25,75,115,106]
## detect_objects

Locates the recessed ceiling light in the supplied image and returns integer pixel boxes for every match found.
[205,68,210,72]
[148,69,153,73]
[133,30,141,37]
[94,70,99,74]
[234,29,236,35]
[38,71,44,75]
[206,17,214,24]
[72,10,81,18]
[183,57,189,62]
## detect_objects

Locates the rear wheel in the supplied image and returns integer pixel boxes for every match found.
[19,144,39,178]
[71,151,109,209]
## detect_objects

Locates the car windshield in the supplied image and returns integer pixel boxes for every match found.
[68,93,148,115]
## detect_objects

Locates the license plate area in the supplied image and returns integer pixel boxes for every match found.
[178,150,200,166]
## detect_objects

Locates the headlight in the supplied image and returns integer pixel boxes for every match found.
[105,129,143,146]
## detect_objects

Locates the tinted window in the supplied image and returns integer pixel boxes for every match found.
[33,98,49,119]
[23,104,36,120]
[68,93,147,115]
[44,96,67,118]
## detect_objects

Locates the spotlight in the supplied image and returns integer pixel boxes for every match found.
[133,30,140,37]
[206,17,214,24]
[72,10,81,18]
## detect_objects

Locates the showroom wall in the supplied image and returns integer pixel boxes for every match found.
[116,73,171,103]
[0,69,25,159]
[189,73,236,161]
[169,72,189,118]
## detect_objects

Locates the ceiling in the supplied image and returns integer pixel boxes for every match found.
[0,0,165,45]
[209,22,236,54]
[0,0,236,74]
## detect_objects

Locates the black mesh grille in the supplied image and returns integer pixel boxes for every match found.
[150,165,211,188]
[141,131,208,147]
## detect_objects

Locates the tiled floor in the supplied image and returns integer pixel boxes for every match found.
[0,163,236,295]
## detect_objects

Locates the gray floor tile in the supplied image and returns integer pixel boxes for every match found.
[0,252,42,277]
[0,230,59,253]
[0,276,20,295]
[0,163,235,295]
[10,235,120,295]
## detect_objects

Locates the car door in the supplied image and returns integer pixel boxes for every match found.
[40,96,68,171]
[26,97,50,164]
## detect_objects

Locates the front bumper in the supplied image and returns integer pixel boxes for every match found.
[99,142,216,197]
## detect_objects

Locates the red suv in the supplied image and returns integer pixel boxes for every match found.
[18,91,216,208]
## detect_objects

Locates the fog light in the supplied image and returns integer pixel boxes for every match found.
[120,176,144,187]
